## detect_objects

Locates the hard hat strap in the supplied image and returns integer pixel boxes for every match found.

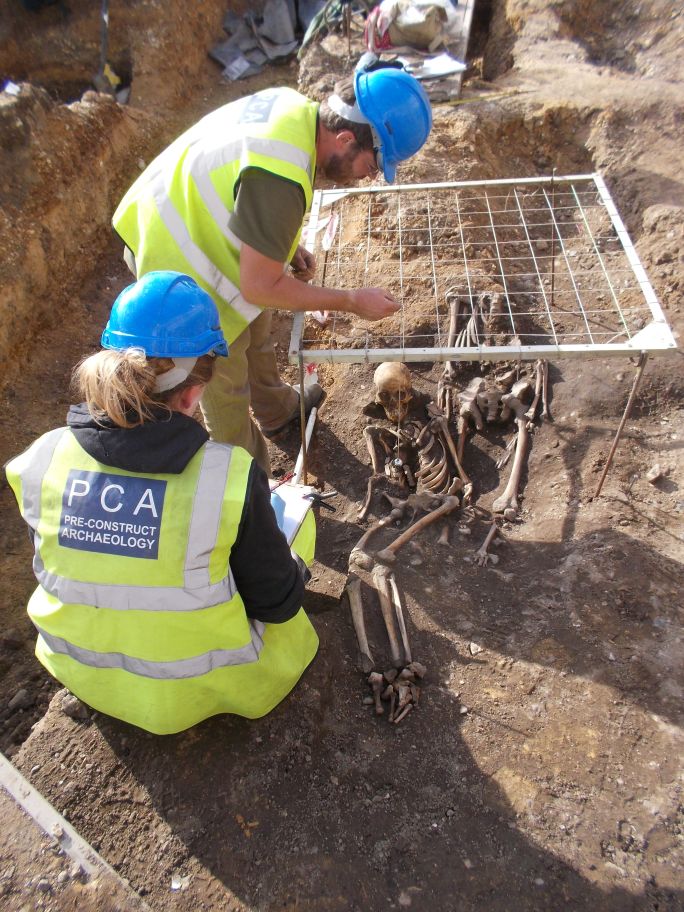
[327,94,370,125]
[154,357,198,393]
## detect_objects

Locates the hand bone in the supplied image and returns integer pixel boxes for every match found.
[475,519,501,566]
[368,672,385,715]
[495,435,516,470]
[364,662,426,724]
[393,702,414,724]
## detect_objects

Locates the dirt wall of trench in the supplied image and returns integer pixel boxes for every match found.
[0,88,153,374]
[0,0,233,383]
[482,0,682,81]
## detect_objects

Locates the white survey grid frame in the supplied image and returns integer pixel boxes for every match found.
[288,173,677,365]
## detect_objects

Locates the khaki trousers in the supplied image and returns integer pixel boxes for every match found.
[201,309,299,474]
[123,247,297,475]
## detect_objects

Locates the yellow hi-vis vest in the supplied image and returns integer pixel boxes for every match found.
[112,88,319,346]
[5,427,318,735]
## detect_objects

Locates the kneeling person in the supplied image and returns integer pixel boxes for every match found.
[5,271,318,734]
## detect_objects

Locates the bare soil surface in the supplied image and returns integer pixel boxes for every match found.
[1,1,682,910]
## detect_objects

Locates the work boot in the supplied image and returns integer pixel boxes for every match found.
[261,382,325,440]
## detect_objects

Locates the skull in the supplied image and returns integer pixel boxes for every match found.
[373,362,413,424]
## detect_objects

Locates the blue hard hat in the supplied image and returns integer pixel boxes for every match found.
[354,67,432,183]
[101,272,229,358]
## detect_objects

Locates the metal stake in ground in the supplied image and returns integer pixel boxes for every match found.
[298,351,308,485]
[594,352,649,499]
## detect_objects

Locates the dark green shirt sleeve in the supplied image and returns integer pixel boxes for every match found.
[228,167,307,263]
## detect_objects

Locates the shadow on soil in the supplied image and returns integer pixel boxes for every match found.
[88,522,683,910]
[95,637,681,912]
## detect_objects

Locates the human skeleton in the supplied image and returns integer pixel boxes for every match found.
[347,350,550,722]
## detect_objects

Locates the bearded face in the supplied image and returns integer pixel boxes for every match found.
[319,141,378,185]
[319,141,361,185]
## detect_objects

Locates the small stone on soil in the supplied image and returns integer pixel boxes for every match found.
[8,688,34,711]
[59,693,90,721]
[645,463,663,483]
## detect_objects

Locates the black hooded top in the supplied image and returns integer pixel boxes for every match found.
[66,404,306,623]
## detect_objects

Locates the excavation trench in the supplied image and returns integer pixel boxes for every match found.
[0,1,682,910]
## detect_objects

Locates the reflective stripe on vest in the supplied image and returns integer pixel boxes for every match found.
[34,618,266,679]
[13,429,240,612]
[113,88,318,343]
[148,156,261,326]
[184,136,313,242]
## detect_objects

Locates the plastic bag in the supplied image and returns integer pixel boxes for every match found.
[365,0,459,54]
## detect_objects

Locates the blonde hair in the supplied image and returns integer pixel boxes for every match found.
[73,348,216,429]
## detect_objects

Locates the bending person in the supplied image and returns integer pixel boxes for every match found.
[113,63,433,472]
[5,271,318,735]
